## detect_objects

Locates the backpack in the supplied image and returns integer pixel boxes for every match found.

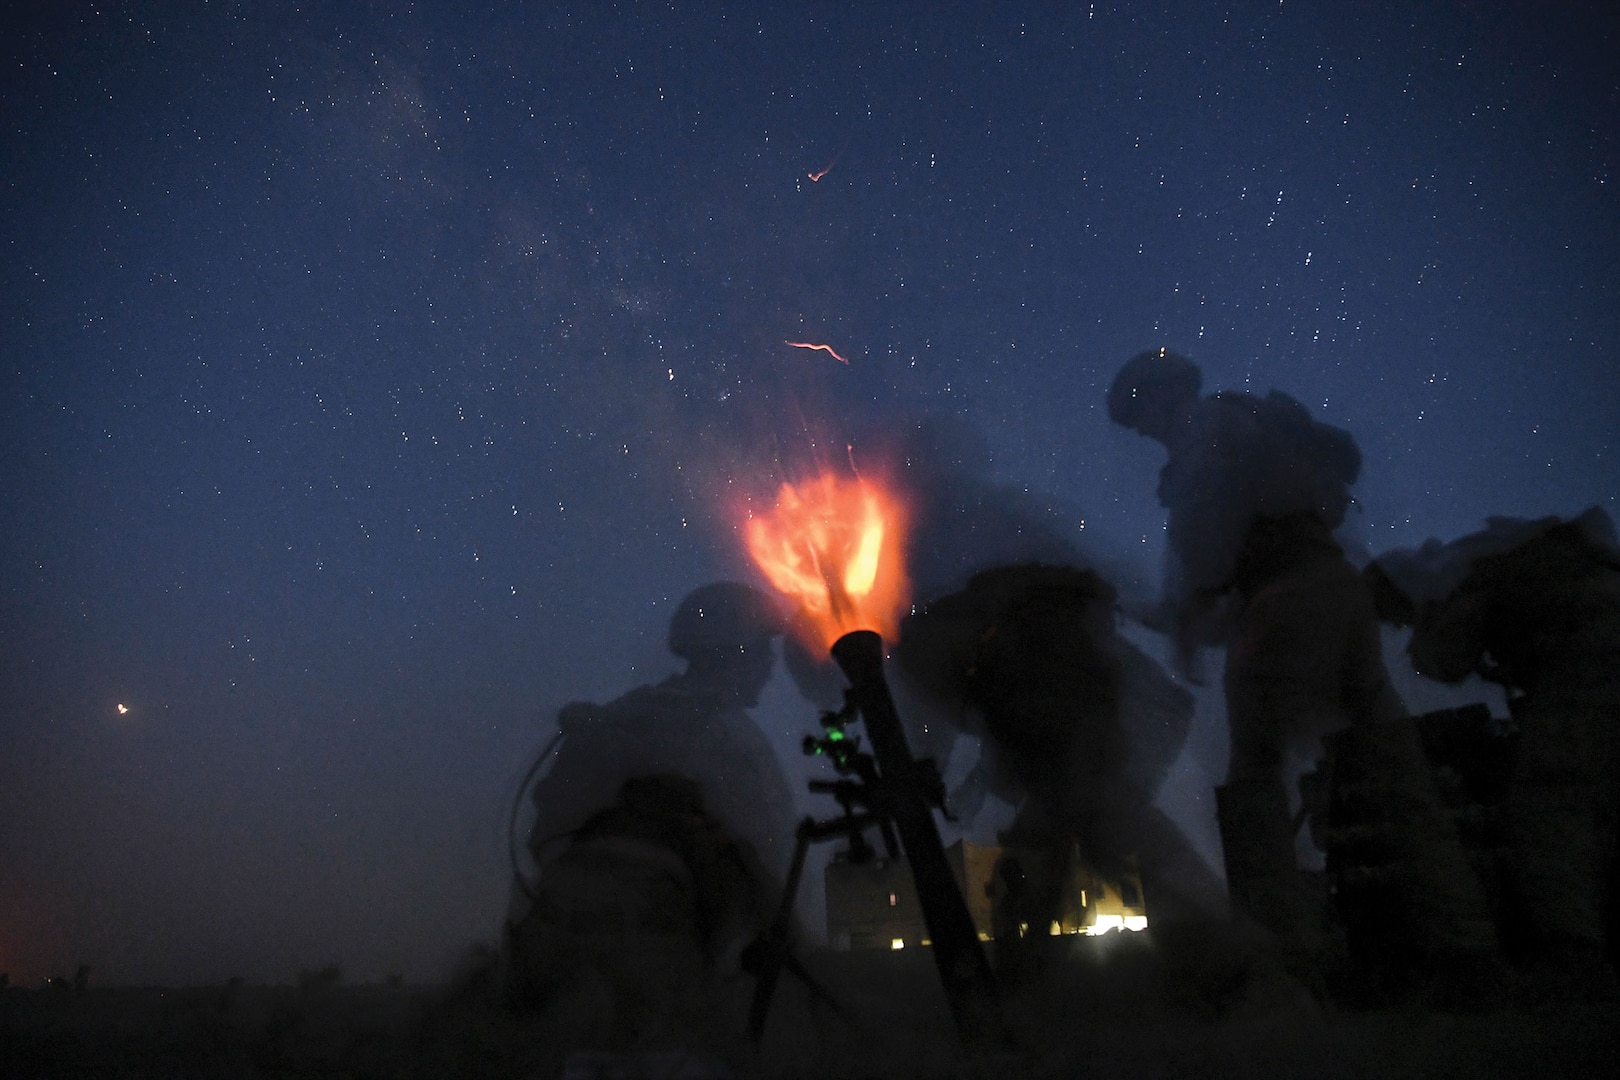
[1220,389,1362,529]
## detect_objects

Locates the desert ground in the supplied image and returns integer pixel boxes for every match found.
[5,932,1617,1079]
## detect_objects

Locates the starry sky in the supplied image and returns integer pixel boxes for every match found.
[2,2,1615,986]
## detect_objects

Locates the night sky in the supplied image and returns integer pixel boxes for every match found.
[3,2,1615,987]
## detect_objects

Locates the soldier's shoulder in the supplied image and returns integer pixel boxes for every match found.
[557,685,690,734]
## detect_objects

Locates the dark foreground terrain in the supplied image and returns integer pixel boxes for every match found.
[5,936,1616,1079]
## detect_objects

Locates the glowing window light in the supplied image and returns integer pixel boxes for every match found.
[1082,913,1150,936]
[1049,921,1063,936]
[890,938,905,951]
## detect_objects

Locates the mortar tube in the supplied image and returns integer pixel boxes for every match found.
[830,629,1009,1050]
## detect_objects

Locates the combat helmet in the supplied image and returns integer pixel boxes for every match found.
[1106,348,1202,434]
[668,581,784,661]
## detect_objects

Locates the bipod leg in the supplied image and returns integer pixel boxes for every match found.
[745,817,814,1043]
[779,950,853,1028]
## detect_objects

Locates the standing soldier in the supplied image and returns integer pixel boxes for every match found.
[1107,349,1497,992]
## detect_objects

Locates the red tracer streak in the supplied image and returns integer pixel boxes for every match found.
[784,341,850,364]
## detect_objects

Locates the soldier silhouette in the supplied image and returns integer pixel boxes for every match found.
[1372,507,1620,998]
[519,581,797,874]
[502,582,799,1045]
[1108,349,1497,993]
[895,562,1228,976]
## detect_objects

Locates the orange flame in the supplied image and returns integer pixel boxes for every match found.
[745,471,909,651]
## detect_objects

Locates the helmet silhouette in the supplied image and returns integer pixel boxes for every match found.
[667,582,784,661]
[1106,349,1202,432]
